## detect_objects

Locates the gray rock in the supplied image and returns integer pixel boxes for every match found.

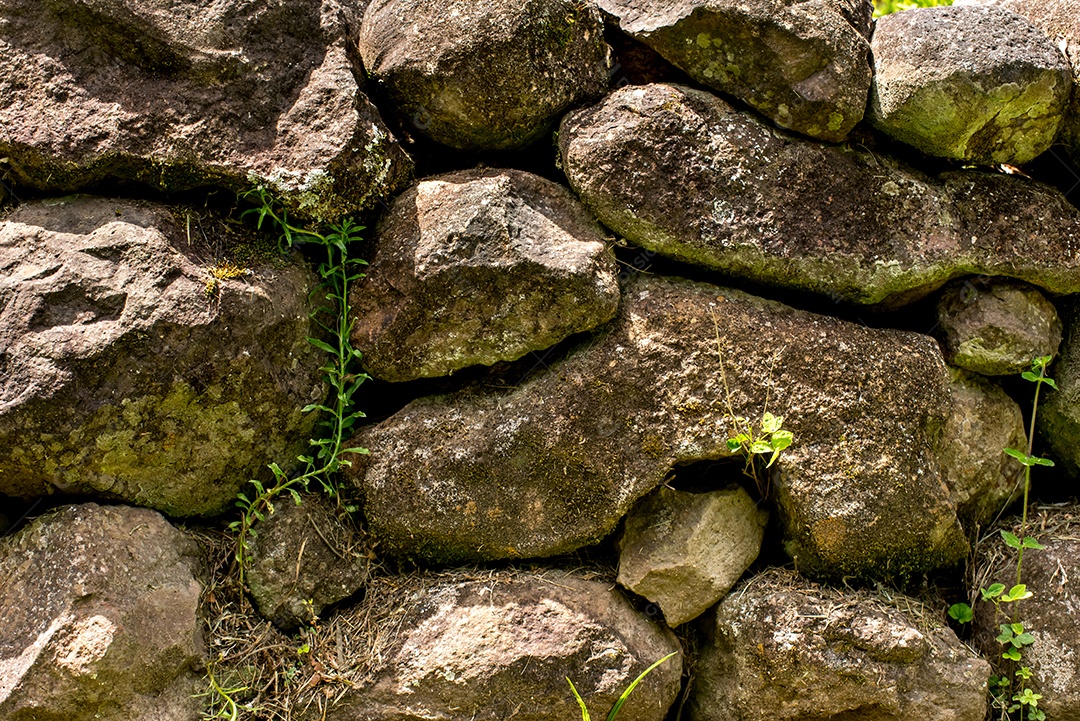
[617,485,767,627]
[936,278,1063,375]
[940,369,1025,528]
[0,197,325,517]
[972,506,1080,720]
[358,0,610,150]
[351,168,620,382]
[247,494,369,632]
[1037,299,1080,477]
[558,83,1080,307]
[0,503,203,721]
[347,274,969,581]
[689,568,990,721]
[597,0,872,142]
[0,0,411,221]
[322,570,683,721]
[870,5,1072,165]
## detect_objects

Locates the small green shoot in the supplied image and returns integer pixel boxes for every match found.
[567,652,677,721]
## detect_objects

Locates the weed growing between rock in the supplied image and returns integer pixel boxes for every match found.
[950,356,1056,721]
[567,651,677,721]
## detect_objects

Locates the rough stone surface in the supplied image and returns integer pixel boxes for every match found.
[616,485,767,627]
[247,494,369,632]
[935,278,1063,375]
[597,0,872,142]
[0,503,203,721]
[323,570,682,721]
[559,83,1080,307]
[351,168,620,382]
[870,5,1072,165]
[347,274,968,580]
[358,0,610,151]
[0,0,411,221]
[940,370,1025,528]
[972,506,1080,720]
[689,568,990,721]
[1037,299,1080,477]
[0,197,325,517]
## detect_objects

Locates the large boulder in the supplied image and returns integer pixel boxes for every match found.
[0,0,411,221]
[316,570,683,721]
[616,485,767,627]
[870,5,1072,166]
[350,168,620,382]
[347,274,969,581]
[596,0,872,142]
[246,494,369,632]
[358,0,610,151]
[558,83,1080,307]
[0,503,203,721]
[689,568,990,721]
[0,197,325,517]
[935,278,1062,376]
[971,506,1080,720]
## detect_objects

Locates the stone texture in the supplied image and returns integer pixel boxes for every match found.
[689,568,990,721]
[347,274,969,581]
[0,0,411,221]
[597,0,872,142]
[617,485,767,627]
[247,494,369,632]
[940,369,1025,528]
[559,83,1080,307]
[358,0,610,151]
[935,278,1063,376]
[0,197,325,517]
[322,570,682,721]
[972,506,1080,720]
[1037,299,1080,477]
[0,503,203,721]
[351,168,620,382]
[870,5,1072,165]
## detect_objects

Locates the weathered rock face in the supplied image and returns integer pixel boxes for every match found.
[596,0,872,142]
[351,168,620,382]
[0,503,203,721]
[940,370,1025,527]
[1037,300,1080,476]
[247,494,369,632]
[935,278,1062,376]
[689,569,990,721]
[870,5,1072,166]
[358,0,610,151]
[972,507,1080,720]
[616,485,767,627]
[0,197,325,517]
[324,570,682,721]
[559,83,1080,307]
[0,0,411,221]
[347,274,968,580]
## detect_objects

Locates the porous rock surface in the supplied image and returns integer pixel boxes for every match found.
[247,494,369,632]
[0,503,203,721]
[0,197,325,517]
[559,83,1080,307]
[870,5,1072,166]
[358,0,610,151]
[0,0,411,221]
[597,0,872,142]
[689,568,990,721]
[940,370,1025,527]
[935,278,1062,375]
[616,485,767,627]
[321,570,682,721]
[348,274,969,580]
[351,168,620,382]
[972,506,1080,720]
[1037,300,1080,477]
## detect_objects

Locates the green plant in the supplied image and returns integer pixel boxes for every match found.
[873,0,951,18]
[228,188,370,584]
[198,659,248,721]
[948,355,1056,721]
[567,652,677,721]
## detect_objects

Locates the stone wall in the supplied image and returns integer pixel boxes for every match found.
[1,1,1080,719]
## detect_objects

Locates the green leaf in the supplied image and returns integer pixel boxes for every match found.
[997,625,1015,644]
[750,440,772,455]
[306,338,337,354]
[301,404,332,414]
[341,447,370,455]
[726,438,743,452]
[1004,448,1038,467]
[1001,584,1032,603]
[983,583,1006,599]
[1011,623,1025,635]
[605,652,677,721]
[760,412,782,433]
[1042,377,1058,390]
[1022,536,1045,550]
[1032,456,1055,467]
[1022,371,1040,383]
[1015,632,1036,646]
[567,678,591,721]
[1003,648,1022,661]
[770,430,794,451]
[1001,530,1022,549]
[947,603,973,624]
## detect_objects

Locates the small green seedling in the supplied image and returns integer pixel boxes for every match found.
[567,652,677,721]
